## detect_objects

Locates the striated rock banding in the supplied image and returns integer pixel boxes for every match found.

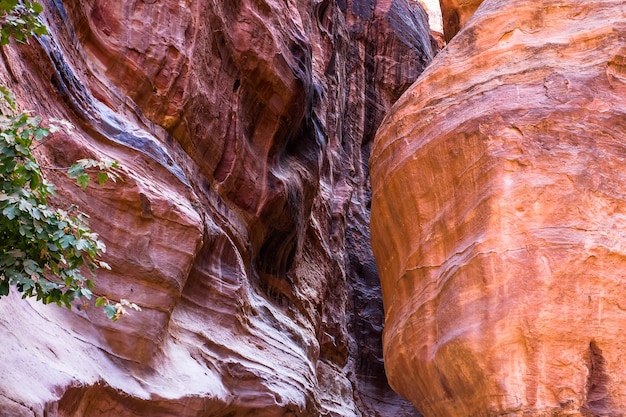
[371,0,626,416]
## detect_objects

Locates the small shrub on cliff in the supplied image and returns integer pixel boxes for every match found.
[0,89,118,314]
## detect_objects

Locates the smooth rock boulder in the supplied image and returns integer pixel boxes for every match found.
[370,0,626,415]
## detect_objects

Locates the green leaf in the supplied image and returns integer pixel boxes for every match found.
[76,173,89,189]
[95,297,106,307]
[75,238,90,251]
[33,25,48,36]
[34,127,48,140]
[31,2,44,13]
[0,1,18,13]
[22,259,39,275]
[2,204,16,219]
[67,163,84,178]
[0,85,16,109]
[59,234,76,249]
[103,304,117,320]
[18,197,32,212]
[30,173,40,190]
[97,172,107,185]
[0,279,9,296]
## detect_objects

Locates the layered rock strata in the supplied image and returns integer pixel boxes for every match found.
[0,0,435,416]
[371,0,626,415]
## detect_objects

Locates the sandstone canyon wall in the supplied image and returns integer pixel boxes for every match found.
[371,0,626,416]
[0,0,436,416]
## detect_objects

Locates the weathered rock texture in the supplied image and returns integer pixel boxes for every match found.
[0,0,436,416]
[371,0,626,416]
[438,0,482,42]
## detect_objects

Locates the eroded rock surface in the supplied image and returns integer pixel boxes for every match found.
[439,0,483,42]
[0,0,435,416]
[371,0,626,416]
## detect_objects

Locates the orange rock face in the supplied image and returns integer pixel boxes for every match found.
[0,0,436,416]
[439,0,483,42]
[370,0,626,416]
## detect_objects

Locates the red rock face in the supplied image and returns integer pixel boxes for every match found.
[0,0,435,416]
[371,0,626,415]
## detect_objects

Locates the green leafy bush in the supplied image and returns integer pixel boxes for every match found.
[0,89,108,309]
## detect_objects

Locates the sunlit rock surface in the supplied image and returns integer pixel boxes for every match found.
[0,0,436,416]
[413,0,443,42]
[371,0,626,416]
